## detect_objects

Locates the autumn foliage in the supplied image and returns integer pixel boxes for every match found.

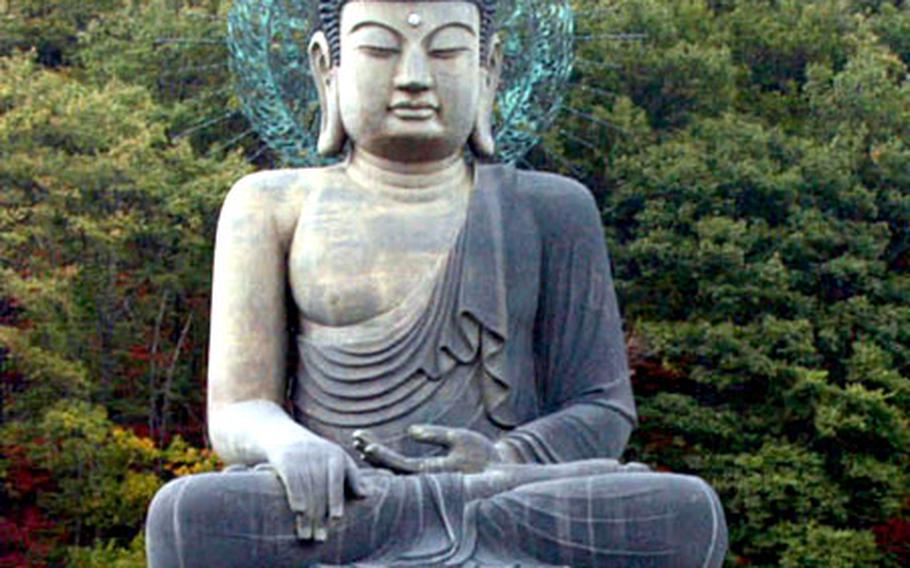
[1,0,909,566]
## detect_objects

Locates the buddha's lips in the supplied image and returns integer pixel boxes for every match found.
[389,103,438,119]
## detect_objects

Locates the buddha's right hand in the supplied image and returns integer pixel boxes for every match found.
[264,438,368,542]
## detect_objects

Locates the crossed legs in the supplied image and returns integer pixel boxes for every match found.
[146,464,727,567]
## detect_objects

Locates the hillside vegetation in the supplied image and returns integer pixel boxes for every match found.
[1,1,908,565]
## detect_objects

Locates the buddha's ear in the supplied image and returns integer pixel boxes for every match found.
[309,31,347,157]
[469,33,503,160]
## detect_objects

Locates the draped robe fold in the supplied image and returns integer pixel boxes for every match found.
[292,163,638,464]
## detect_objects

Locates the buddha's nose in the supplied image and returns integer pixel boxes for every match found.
[394,48,433,92]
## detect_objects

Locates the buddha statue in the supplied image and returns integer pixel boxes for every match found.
[145,1,729,566]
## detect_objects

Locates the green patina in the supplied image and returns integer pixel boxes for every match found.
[226,0,574,165]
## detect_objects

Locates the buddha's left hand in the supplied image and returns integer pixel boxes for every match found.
[353,425,505,474]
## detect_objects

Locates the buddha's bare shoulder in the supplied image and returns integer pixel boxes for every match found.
[219,165,345,242]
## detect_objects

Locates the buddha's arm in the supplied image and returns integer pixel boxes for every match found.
[497,180,637,464]
[207,172,307,461]
[496,400,634,464]
[206,173,364,541]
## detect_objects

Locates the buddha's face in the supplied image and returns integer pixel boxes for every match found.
[336,1,483,162]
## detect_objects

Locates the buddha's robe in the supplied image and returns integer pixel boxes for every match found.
[146,165,728,567]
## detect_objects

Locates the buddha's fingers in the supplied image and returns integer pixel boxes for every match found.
[408,424,456,448]
[416,456,459,473]
[352,429,382,454]
[354,429,423,473]
[277,468,311,539]
[344,456,369,499]
[327,453,345,521]
[309,456,329,542]
[360,443,422,473]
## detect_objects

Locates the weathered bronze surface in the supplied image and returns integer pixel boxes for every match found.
[146,2,728,566]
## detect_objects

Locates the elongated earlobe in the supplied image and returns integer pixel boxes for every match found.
[469,34,503,160]
[309,32,347,157]
[469,87,496,159]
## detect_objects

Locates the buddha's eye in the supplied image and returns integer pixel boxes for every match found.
[427,25,475,60]
[349,25,401,58]
[358,45,401,58]
[429,46,471,59]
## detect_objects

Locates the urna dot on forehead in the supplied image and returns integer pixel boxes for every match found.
[318,0,498,63]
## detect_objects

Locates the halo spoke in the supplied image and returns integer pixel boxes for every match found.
[562,107,628,136]
[172,110,241,140]
[539,142,588,179]
[227,0,575,165]
[575,32,647,42]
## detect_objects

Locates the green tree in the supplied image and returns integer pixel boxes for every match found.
[0,52,249,433]
[548,1,910,565]
[0,50,241,563]
[0,0,121,66]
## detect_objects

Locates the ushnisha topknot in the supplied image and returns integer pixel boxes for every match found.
[317,0,498,64]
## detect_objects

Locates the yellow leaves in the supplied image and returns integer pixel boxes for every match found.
[171,463,204,477]
[120,471,161,506]
[869,145,884,165]
[33,174,56,189]
[58,264,79,279]
[111,426,157,459]
[163,436,221,477]
[5,400,219,542]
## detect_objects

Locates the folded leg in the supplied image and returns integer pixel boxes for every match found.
[145,468,475,568]
[469,472,728,568]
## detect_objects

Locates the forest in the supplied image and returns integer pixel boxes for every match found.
[1,0,908,566]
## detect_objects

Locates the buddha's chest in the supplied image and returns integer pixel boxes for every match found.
[288,188,465,326]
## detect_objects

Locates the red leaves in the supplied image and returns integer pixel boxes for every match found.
[0,369,25,391]
[2,446,51,496]
[873,517,910,564]
[1,443,62,565]
[127,344,170,366]
[0,508,57,568]
[0,519,20,550]
[0,299,23,327]
[8,469,51,497]
[627,332,687,396]
[128,344,150,363]
[20,509,54,541]
[0,551,29,568]
[126,422,152,439]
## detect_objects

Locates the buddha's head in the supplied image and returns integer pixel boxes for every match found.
[309,1,502,162]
